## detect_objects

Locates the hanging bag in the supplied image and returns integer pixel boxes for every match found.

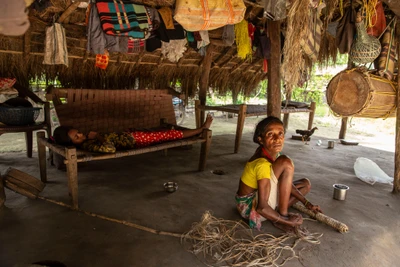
[43,23,69,67]
[174,0,246,32]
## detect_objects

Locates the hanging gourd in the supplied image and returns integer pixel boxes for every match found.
[349,12,381,64]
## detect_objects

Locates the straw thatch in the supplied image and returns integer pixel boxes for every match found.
[0,0,269,97]
[0,0,398,97]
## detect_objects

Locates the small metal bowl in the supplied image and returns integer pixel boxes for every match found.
[164,182,178,193]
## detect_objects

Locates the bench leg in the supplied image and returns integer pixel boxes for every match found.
[308,102,316,130]
[199,129,212,171]
[25,131,33,158]
[65,147,79,209]
[37,132,47,183]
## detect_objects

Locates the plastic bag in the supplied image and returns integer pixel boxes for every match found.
[353,157,393,185]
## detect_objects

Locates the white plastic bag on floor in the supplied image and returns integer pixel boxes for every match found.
[354,157,393,185]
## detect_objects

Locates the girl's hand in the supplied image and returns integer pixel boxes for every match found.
[306,202,323,213]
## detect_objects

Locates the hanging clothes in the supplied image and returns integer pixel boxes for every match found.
[0,0,30,36]
[43,23,69,67]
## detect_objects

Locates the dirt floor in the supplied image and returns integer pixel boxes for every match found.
[0,113,399,267]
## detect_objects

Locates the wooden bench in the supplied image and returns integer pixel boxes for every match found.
[195,101,315,153]
[37,89,212,209]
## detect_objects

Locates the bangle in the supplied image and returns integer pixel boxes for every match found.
[273,215,280,223]
[304,199,309,206]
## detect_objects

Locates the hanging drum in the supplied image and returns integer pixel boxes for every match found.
[326,68,397,118]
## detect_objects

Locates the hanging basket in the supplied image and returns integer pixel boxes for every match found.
[350,21,381,64]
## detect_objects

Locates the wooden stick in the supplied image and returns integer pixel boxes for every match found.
[293,202,349,233]
[37,196,182,238]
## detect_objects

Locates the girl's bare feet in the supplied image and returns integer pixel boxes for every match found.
[202,113,213,129]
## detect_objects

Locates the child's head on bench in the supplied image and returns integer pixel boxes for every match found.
[53,126,86,146]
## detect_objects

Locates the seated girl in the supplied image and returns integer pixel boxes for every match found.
[236,116,322,232]
[53,114,213,153]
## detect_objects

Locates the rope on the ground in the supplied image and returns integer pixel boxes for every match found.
[181,211,322,267]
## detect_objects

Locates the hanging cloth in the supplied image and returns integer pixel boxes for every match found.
[0,0,30,36]
[43,23,69,67]
[96,0,149,39]
[234,19,252,60]
[366,0,386,37]
[335,5,356,54]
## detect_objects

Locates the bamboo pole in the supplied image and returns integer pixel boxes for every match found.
[393,20,400,193]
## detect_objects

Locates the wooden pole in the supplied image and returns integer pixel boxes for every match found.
[393,21,400,193]
[267,20,282,117]
[198,45,214,124]
[339,117,348,140]
[234,104,247,153]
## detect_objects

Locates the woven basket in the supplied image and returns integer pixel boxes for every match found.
[0,107,41,126]
[350,21,381,64]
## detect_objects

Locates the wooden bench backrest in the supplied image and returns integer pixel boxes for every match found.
[51,89,176,133]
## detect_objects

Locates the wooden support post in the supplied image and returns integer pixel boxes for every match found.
[267,20,282,117]
[199,129,212,171]
[195,99,201,129]
[25,131,33,158]
[0,175,5,208]
[393,22,400,193]
[308,101,316,130]
[198,45,214,125]
[234,104,247,153]
[339,117,348,140]
[283,114,289,131]
[37,132,47,183]
[65,147,79,209]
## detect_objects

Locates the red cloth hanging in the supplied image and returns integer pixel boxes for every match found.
[367,0,386,37]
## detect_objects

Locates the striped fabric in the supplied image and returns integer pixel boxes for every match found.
[43,23,69,67]
[301,5,323,62]
[174,0,246,32]
[96,0,149,39]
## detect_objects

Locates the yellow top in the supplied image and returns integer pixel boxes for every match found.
[240,158,272,189]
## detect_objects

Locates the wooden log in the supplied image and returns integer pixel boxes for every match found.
[0,176,5,208]
[234,104,247,153]
[4,180,38,199]
[293,202,349,233]
[394,20,400,193]
[4,168,45,193]
[267,20,282,117]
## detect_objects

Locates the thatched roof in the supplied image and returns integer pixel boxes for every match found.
[0,0,398,97]
[0,0,270,97]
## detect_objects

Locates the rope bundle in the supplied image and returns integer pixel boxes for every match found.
[182,211,322,266]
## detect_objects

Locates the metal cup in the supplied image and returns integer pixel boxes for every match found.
[333,184,349,200]
[328,140,335,149]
